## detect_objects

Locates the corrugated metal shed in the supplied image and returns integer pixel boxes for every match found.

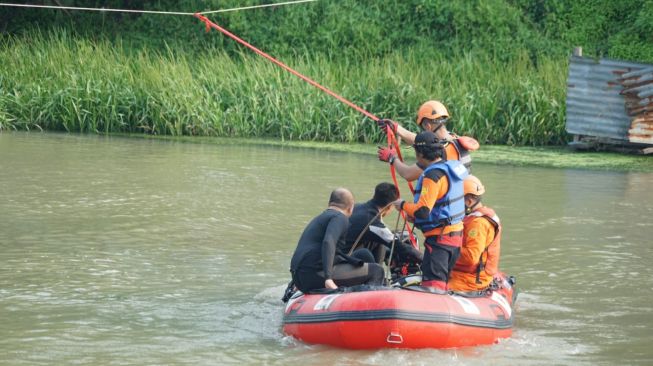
[566,55,653,147]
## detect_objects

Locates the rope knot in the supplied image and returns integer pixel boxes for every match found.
[194,13,211,33]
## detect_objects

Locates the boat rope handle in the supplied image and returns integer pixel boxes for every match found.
[195,14,418,247]
[386,332,404,344]
[0,0,318,15]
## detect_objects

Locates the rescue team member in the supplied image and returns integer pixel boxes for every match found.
[342,182,399,264]
[289,188,385,293]
[381,131,469,290]
[448,175,502,292]
[377,100,479,181]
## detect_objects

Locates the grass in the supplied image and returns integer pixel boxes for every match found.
[1,31,567,146]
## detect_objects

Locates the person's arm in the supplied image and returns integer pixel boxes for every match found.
[377,119,416,145]
[390,159,423,182]
[378,146,423,181]
[395,124,417,145]
[400,172,446,220]
[458,217,494,267]
[321,214,347,285]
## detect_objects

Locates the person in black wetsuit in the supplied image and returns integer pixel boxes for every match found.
[343,182,398,264]
[290,188,385,293]
[343,182,424,266]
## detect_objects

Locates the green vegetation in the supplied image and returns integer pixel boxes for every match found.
[0,0,651,148]
[0,32,564,145]
[2,0,652,62]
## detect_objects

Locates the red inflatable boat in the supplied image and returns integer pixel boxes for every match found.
[282,274,517,349]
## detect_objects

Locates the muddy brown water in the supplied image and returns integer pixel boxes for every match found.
[1,132,652,365]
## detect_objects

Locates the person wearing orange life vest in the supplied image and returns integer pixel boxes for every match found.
[377,100,479,181]
[448,175,502,292]
[383,131,469,291]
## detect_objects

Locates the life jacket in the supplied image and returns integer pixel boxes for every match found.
[454,207,501,283]
[445,135,479,172]
[413,160,468,232]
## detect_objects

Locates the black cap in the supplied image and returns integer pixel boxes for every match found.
[413,131,444,160]
[413,131,438,148]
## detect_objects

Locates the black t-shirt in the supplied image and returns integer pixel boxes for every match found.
[343,200,394,253]
[290,208,349,279]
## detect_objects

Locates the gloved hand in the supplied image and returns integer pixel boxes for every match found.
[377,146,397,164]
[377,119,398,134]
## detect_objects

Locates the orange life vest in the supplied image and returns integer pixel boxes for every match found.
[453,207,501,282]
[444,135,479,172]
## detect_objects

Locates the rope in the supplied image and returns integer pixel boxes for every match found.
[195,13,378,121]
[385,210,404,283]
[202,0,317,15]
[0,0,317,16]
[196,14,419,248]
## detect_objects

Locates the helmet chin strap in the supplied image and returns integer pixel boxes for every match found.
[433,123,445,134]
[465,197,482,214]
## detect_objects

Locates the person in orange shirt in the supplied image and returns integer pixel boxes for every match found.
[377,100,479,181]
[448,175,502,292]
[381,131,469,291]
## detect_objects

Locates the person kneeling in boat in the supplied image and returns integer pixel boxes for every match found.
[377,100,479,181]
[448,175,502,292]
[384,131,469,291]
[289,188,385,293]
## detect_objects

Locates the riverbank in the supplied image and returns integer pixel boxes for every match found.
[120,133,653,172]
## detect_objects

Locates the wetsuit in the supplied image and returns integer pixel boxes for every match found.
[344,200,422,266]
[342,200,395,263]
[290,209,384,293]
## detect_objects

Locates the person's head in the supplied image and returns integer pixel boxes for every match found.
[328,188,355,217]
[463,175,485,213]
[413,131,445,164]
[371,182,399,216]
[416,100,450,139]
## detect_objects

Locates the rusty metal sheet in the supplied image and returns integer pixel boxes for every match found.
[566,55,653,146]
[621,67,653,79]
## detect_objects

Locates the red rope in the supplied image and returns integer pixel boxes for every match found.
[195,14,418,247]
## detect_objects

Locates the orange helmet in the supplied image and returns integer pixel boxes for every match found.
[464,175,485,196]
[416,100,449,126]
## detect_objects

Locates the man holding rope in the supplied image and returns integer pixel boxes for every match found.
[388,131,468,290]
[378,100,479,180]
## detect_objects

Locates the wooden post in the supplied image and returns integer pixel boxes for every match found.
[573,47,583,57]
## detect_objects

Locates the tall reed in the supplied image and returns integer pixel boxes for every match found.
[0,32,567,145]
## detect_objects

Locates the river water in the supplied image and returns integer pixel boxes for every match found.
[1,132,651,365]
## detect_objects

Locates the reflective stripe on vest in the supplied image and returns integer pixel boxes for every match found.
[413,160,468,232]
[454,207,502,277]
